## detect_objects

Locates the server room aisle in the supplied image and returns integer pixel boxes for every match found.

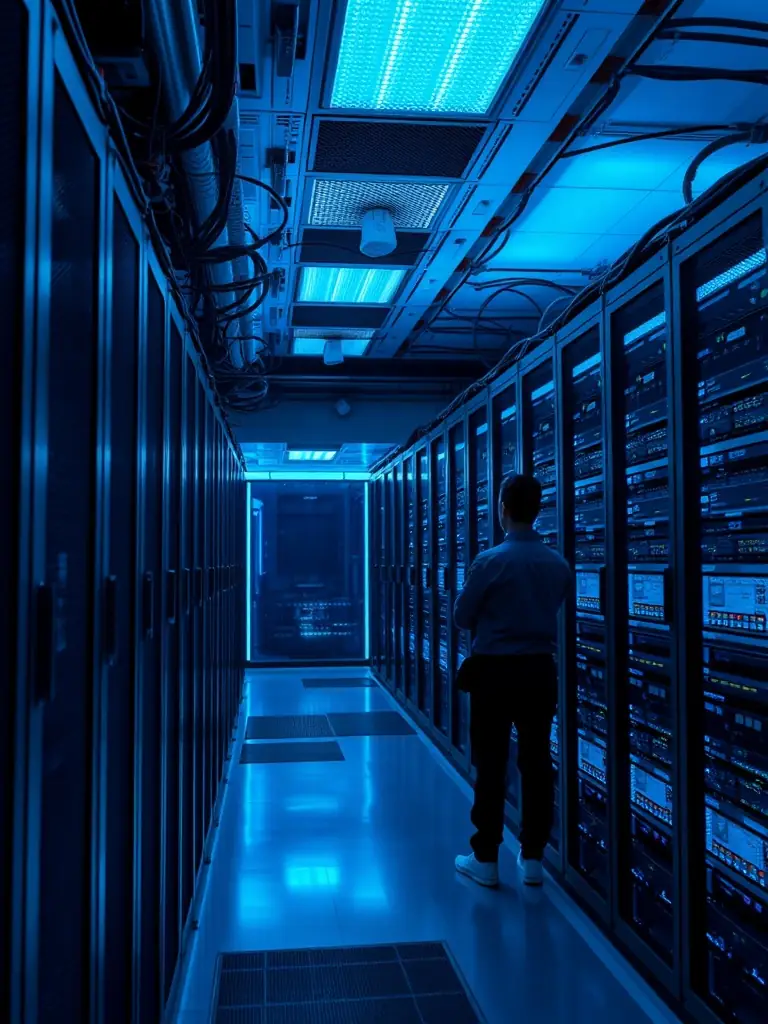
[177,669,680,1024]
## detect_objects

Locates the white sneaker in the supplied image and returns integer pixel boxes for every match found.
[517,851,544,886]
[455,853,499,888]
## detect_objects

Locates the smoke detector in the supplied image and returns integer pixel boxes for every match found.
[360,207,397,258]
[323,339,344,365]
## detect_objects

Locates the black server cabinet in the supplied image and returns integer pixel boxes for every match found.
[434,435,450,738]
[678,216,768,1024]
[181,356,198,935]
[417,447,433,717]
[139,263,168,1019]
[11,9,247,1017]
[33,69,103,1024]
[491,383,518,544]
[449,423,470,763]
[162,317,184,999]
[521,359,561,853]
[405,455,418,703]
[560,326,610,900]
[376,475,389,681]
[469,408,491,559]
[608,279,677,973]
[101,186,142,1024]
[490,383,518,806]
[4,1,34,1016]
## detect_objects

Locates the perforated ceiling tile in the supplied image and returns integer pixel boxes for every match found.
[308,179,450,230]
[313,120,487,178]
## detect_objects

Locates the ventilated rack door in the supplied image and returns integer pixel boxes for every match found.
[35,76,103,1023]
[610,284,676,966]
[417,447,432,717]
[469,409,491,557]
[683,219,768,1022]
[392,463,405,693]
[522,360,561,850]
[561,328,610,899]
[404,455,418,703]
[492,383,518,544]
[450,424,470,759]
[434,435,450,737]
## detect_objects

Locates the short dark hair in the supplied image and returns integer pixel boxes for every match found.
[500,474,542,525]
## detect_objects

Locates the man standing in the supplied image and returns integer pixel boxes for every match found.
[453,474,571,887]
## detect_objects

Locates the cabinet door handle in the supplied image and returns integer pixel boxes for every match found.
[166,569,178,624]
[142,572,154,638]
[104,575,118,666]
[183,568,192,615]
[35,583,56,704]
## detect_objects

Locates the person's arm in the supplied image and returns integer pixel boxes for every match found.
[453,555,493,631]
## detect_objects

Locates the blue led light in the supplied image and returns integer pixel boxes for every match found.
[287,450,339,462]
[292,335,372,357]
[298,266,404,304]
[623,312,666,348]
[696,249,767,302]
[573,352,601,378]
[364,482,370,660]
[331,0,547,114]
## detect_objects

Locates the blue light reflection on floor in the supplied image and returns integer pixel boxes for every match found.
[177,668,680,1024]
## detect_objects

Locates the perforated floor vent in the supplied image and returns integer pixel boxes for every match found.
[211,942,484,1022]
[326,712,415,737]
[245,715,334,740]
[240,741,345,765]
[302,677,375,689]
[313,120,487,178]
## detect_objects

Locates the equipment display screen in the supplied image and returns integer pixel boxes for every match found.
[629,572,666,622]
[703,574,768,634]
[576,571,602,613]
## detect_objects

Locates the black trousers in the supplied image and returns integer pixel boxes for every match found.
[469,654,558,863]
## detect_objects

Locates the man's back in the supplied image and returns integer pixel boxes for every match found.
[453,529,571,656]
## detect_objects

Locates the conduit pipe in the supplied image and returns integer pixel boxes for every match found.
[144,0,257,367]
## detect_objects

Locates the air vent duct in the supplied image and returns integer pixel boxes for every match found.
[313,120,487,177]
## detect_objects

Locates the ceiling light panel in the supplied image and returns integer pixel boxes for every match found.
[287,450,339,462]
[291,335,373,357]
[308,179,450,230]
[330,0,548,115]
[298,267,405,304]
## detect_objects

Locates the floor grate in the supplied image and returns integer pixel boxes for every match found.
[245,715,334,740]
[211,942,483,1023]
[301,678,375,689]
[240,741,345,765]
[326,712,415,737]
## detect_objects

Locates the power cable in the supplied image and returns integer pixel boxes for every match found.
[657,30,768,50]
[682,130,768,204]
[630,66,768,85]
[560,124,736,158]
[663,18,768,34]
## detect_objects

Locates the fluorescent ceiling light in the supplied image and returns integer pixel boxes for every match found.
[292,336,372,357]
[287,450,339,462]
[298,267,404,304]
[331,0,547,114]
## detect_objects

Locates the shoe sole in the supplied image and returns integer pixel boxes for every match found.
[522,877,543,887]
[455,863,499,888]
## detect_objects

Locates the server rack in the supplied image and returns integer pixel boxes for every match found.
[369,155,768,1024]
[5,3,248,1022]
